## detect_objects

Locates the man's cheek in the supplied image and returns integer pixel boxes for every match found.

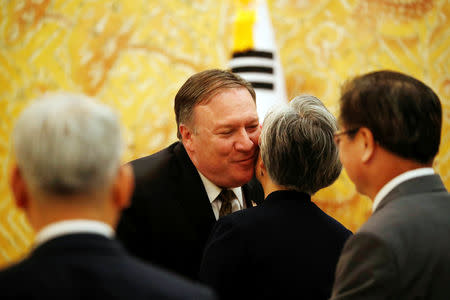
[253,128,262,144]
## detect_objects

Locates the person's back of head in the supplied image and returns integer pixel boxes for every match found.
[335,70,442,198]
[259,94,342,195]
[11,92,133,231]
[339,70,442,164]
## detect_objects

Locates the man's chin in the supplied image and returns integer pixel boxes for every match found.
[231,172,255,187]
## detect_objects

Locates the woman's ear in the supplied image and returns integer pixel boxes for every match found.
[256,154,266,179]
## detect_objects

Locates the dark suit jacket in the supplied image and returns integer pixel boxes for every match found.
[199,190,352,300]
[331,174,450,300]
[0,233,216,300]
[116,141,264,281]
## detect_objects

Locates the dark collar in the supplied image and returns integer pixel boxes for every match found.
[265,190,311,203]
[31,233,125,259]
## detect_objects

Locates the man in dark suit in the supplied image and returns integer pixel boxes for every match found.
[116,69,264,281]
[0,93,216,300]
[199,95,352,300]
[331,70,450,299]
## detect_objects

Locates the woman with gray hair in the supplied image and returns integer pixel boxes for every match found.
[199,95,352,300]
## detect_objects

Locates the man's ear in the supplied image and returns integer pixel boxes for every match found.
[179,124,194,153]
[358,127,376,164]
[112,164,134,210]
[10,165,29,210]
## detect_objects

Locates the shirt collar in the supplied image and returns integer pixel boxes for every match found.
[35,219,114,247]
[197,171,243,205]
[372,167,435,212]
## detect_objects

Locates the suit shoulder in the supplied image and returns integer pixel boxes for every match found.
[125,255,217,299]
[129,142,178,175]
[323,211,353,237]
[217,205,266,232]
[360,192,446,235]
[359,193,450,257]
[0,260,25,281]
[211,208,252,232]
[127,142,192,192]
[0,257,45,297]
[358,209,398,239]
[0,254,39,277]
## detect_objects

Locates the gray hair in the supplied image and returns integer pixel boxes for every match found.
[259,95,342,194]
[13,92,123,195]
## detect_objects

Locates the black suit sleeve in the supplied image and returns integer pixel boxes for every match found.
[330,232,398,300]
[199,216,248,299]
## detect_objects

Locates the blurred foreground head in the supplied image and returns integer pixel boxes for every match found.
[11,93,133,231]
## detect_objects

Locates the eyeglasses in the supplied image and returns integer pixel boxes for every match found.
[333,127,360,145]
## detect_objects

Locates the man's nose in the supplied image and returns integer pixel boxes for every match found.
[234,129,254,152]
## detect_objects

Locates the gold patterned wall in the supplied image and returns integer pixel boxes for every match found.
[0,0,449,268]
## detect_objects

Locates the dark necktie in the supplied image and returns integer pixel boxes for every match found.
[218,189,236,218]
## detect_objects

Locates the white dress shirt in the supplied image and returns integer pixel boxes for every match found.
[372,167,435,212]
[197,171,246,220]
[34,219,114,247]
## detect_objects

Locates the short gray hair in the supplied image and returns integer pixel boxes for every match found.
[259,95,342,194]
[13,92,123,195]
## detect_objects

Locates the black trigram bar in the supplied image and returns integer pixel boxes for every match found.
[250,82,273,90]
[232,50,273,59]
[231,66,273,74]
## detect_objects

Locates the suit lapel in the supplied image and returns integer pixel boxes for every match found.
[172,142,216,240]
[375,174,447,213]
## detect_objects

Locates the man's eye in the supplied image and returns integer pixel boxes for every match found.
[219,130,232,135]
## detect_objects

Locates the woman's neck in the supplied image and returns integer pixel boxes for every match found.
[261,178,290,199]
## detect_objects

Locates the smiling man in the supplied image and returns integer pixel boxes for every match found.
[116,69,264,281]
